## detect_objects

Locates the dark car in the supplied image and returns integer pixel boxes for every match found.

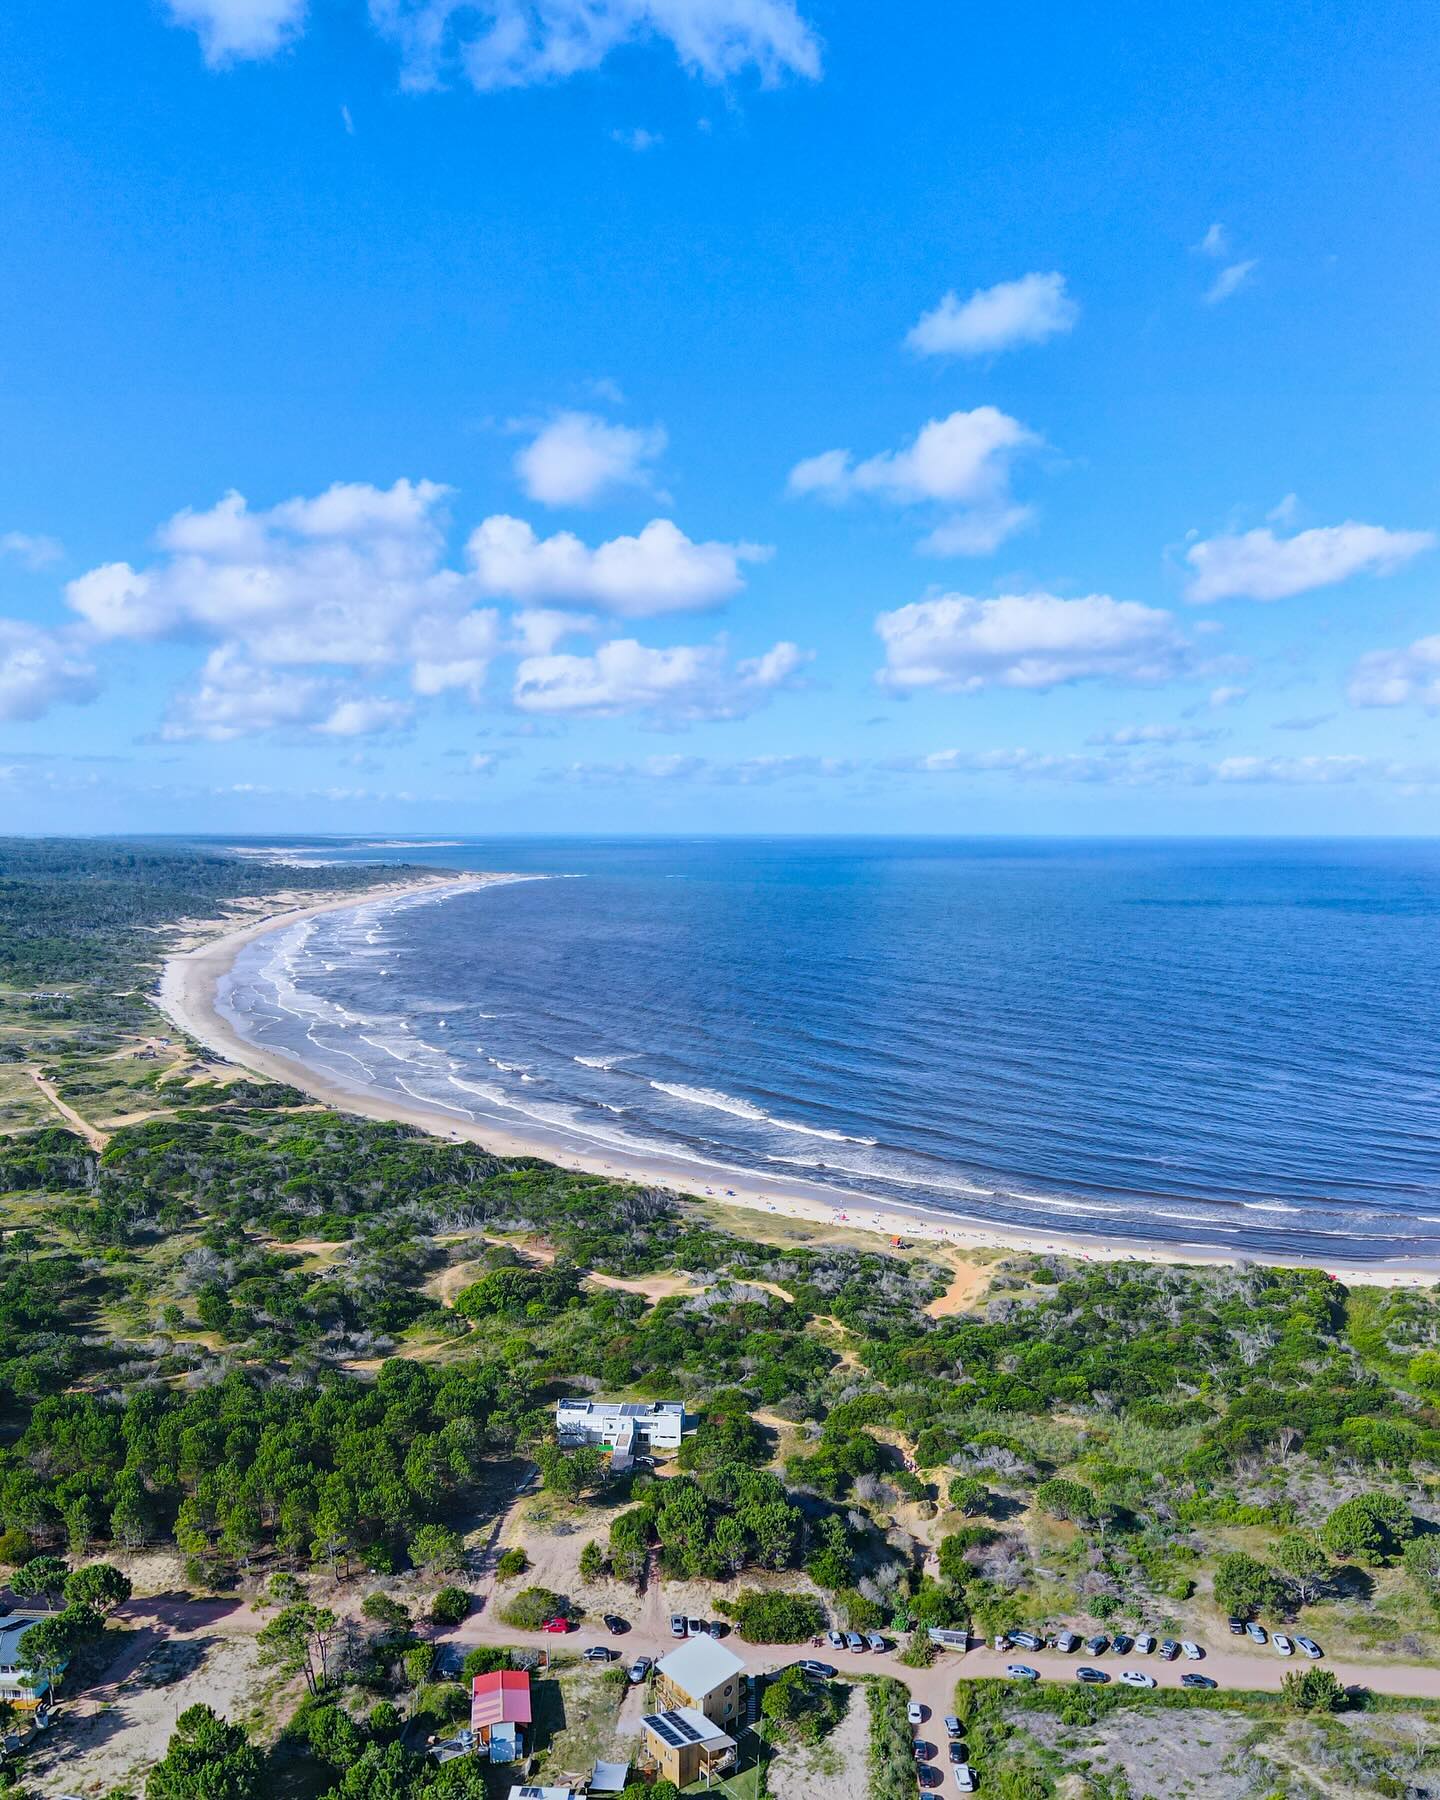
[1227,1617,1246,1636]
[603,1614,628,1635]
[916,1767,944,1789]
[947,1743,967,1765]
[1181,1673,1218,1690]
[798,1660,837,1679]
[1083,1635,1109,1656]
[1159,1639,1180,1661]
[708,1621,728,1639]
[1010,1631,1044,1651]
[1076,1666,1110,1684]
[913,1742,934,1762]
[1110,1634,1133,1655]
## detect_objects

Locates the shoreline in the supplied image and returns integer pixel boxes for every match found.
[155,878,1440,1289]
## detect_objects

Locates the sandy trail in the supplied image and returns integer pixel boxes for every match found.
[28,1068,108,1150]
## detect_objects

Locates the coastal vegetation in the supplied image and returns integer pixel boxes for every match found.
[0,841,1438,1797]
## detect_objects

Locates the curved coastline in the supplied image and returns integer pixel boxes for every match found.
[155,878,1440,1289]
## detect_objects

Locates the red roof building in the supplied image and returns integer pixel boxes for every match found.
[471,1669,533,1752]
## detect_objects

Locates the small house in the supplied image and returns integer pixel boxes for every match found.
[554,1400,685,1471]
[652,1636,745,1727]
[641,1708,736,1787]
[0,1614,67,1707]
[471,1669,532,1761]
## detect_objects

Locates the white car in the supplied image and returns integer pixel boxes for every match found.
[1295,1636,1323,1659]
[1005,1663,1039,1681]
[1120,1669,1155,1688]
[1180,1641,1203,1660]
[1134,1634,1156,1654]
[1273,1634,1293,1657]
[953,1768,976,1794]
[907,1701,924,1726]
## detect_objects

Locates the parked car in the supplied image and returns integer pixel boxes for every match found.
[1121,1670,1155,1689]
[1110,1634,1133,1655]
[867,1633,888,1653]
[1227,1617,1247,1636]
[917,1767,944,1790]
[708,1621,727,1638]
[1273,1634,1293,1657]
[541,1617,572,1634]
[686,1618,706,1637]
[1295,1636,1324,1659]
[798,1660,836,1679]
[1005,1663,1039,1682]
[1054,1632,1080,1653]
[603,1614,628,1635]
[583,1646,617,1662]
[845,1632,865,1653]
[827,1630,846,1650]
[1134,1634,1156,1655]
[1245,1622,1267,1645]
[1181,1673,1218,1690]
[1010,1630,1043,1651]
[1084,1635,1109,1656]
[943,1716,964,1739]
[670,1614,686,1638]
[1180,1642,1203,1661]
[913,1742,934,1762]
[953,1767,976,1794]
[1159,1640,1180,1661]
[947,1742,967,1764]
[907,1701,925,1725]
[627,1657,653,1684]
[1076,1666,1109,1684]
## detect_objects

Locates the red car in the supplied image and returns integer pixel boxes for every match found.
[541,1617,573,1633]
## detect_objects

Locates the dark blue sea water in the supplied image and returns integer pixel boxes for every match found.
[216,839,1440,1266]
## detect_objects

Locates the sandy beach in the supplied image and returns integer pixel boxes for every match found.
[155,877,1440,1289]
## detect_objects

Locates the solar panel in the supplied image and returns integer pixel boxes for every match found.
[671,1715,704,1744]
[643,1716,685,1748]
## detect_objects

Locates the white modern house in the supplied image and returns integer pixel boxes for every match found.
[554,1399,685,1470]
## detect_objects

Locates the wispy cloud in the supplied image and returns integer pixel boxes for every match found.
[1185,521,1435,602]
[905,272,1077,357]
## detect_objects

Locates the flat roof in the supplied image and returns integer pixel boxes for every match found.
[591,1762,630,1793]
[556,1400,683,1417]
[655,1635,744,1694]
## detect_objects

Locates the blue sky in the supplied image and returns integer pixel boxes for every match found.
[1,0,1437,835]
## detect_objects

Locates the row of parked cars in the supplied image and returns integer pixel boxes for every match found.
[911,1706,976,1793]
[1228,1618,1324,1657]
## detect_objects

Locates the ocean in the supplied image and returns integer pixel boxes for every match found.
[215,838,1440,1266]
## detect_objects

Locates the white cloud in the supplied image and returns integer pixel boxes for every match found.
[468,752,500,773]
[1086,722,1223,746]
[409,609,502,698]
[552,750,852,783]
[514,411,667,506]
[905,272,1077,357]
[1204,259,1258,305]
[893,746,1440,789]
[789,408,1039,556]
[368,0,821,92]
[0,620,99,722]
[1196,222,1230,258]
[1184,521,1435,602]
[1347,635,1440,710]
[316,696,415,736]
[468,515,767,616]
[1207,684,1248,708]
[611,127,663,150]
[166,0,307,63]
[161,647,416,741]
[512,634,809,719]
[68,480,463,668]
[875,592,1187,694]
[0,532,64,570]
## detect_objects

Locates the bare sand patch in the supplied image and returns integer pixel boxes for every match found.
[925,1252,995,1318]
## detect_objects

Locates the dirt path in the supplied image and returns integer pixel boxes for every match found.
[925,1252,994,1318]
[28,1068,109,1150]
[587,1270,699,1303]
